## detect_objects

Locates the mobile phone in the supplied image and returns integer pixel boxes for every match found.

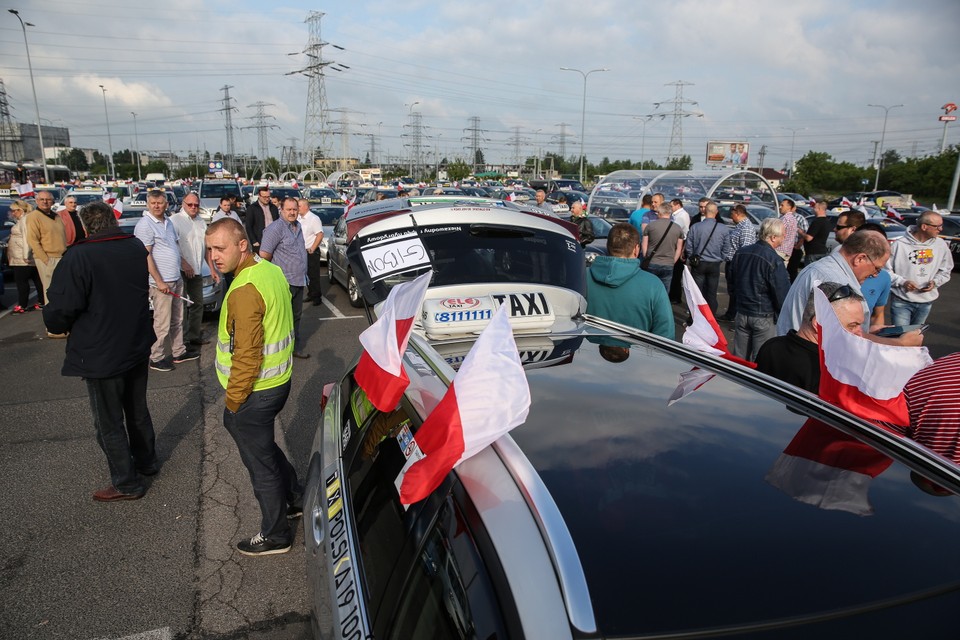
[875,324,928,337]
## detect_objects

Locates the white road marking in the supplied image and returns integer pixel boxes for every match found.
[91,627,174,640]
[319,296,348,318]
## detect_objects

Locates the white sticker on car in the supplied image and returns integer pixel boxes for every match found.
[361,237,430,281]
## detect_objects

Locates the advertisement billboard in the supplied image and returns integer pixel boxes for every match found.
[706,141,750,167]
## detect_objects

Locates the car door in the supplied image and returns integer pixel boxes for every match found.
[329,216,349,286]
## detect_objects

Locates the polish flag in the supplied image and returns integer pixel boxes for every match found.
[103,191,117,205]
[680,265,756,368]
[354,271,432,411]
[505,191,516,202]
[808,197,816,207]
[840,197,853,208]
[15,181,35,198]
[344,193,357,213]
[399,306,531,505]
[667,367,717,406]
[885,203,903,221]
[291,179,299,189]
[112,199,124,220]
[765,418,893,516]
[814,287,932,426]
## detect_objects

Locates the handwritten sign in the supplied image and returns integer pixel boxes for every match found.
[362,237,430,280]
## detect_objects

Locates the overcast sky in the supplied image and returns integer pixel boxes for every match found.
[1,0,958,173]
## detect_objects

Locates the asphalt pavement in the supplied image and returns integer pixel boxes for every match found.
[0,265,956,640]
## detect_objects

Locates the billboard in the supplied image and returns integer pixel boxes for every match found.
[706,141,749,167]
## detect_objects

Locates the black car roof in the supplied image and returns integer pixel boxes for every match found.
[503,327,960,636]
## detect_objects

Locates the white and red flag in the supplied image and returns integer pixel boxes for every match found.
[344,193,357,213]
[808,197,816,207]
[813,286,932,426]
[112,199,123,220]
[15,181,35,198]
[885,203,903,221]
[354,271,432,411]
[291,179,299,189]
[505,191,516,202]
[399,305,531,505]
[680,265,756,368]
[103,191,117,205]
[840,197,853,208]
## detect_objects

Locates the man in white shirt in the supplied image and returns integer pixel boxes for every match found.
[171,193,213,346]
[298,198,325,306]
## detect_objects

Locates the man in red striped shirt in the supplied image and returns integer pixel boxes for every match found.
[905,352,960,465]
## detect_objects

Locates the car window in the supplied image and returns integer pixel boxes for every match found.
[199,182,241,199]
[387,498,508,640]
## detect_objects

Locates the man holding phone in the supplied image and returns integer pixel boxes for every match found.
[886,211,954,326]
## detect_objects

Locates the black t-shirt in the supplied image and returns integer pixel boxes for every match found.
[804,217,831,255]
[755,331,820,394]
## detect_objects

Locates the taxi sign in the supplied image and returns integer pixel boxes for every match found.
[422,291,555,339]
[939,115,957,122]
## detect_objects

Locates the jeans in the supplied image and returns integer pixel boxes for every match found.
[645,263,674,293]
[890,296,932,326]
[733,314,777,362]
[223,381,301,543]
[290,285,305,353]
[691,260,722,314]
[181,273,204,344]
[85,361,156,494]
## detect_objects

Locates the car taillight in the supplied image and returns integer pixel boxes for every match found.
[319,382,335,412]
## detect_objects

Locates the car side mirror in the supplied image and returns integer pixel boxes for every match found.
[335,237,346,246]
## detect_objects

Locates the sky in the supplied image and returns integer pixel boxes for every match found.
[1,0,958,175]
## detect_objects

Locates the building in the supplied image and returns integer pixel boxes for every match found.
[0,122,70,163]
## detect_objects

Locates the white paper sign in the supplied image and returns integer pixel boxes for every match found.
[362,237,430,280]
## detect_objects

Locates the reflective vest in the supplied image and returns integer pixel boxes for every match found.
[216,257,294,391]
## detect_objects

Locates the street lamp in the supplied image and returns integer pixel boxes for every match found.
[782,126,806,178]
[868,103,904,190]
[8,9,49,183]
[99,84,114,179]
[131,111,142,181]
[560,66,609,184]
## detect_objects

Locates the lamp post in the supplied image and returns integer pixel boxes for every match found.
[8,9,49,183]
[131,111,142,181]
[560,66,608,184]
[868,103,903,190]
[782,126,805,178]
[99,84,114,179]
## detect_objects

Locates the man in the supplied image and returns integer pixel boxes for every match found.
[719,204,758,320]
[690,197,711,227]
[683,202,730,314]
[57,195,86,246]
[667,196,690,303]
[905,352,960,467]
[832,209,866,247]
[134,189,198,371]
[25,190,66,313]
[802,201,831,264]
[642,203,684,292]
[777,229,889,336]
[205,218,302,556]
[857,222,892,330]
[171,193,212,347]
[243,185,277,249]
[259,197,309,359]
[212,195,242,223]
[586,223,675,339]
[628,193,655,231]
[731,218,790,361]
[669,198,690,238]
[777,198,801,277]
[568,199,595,248]
[298,198,325,306]
[43,202,157,501]
[532,189,554,214]
[757,282,866,394]
[886,210,954,326]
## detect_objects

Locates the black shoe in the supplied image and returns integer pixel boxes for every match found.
[311,298,324,306]
[189,338,211,346]
[138,464,160,476]
[150,358,174,372]
[236,532,291,556]
[293,352,311,359]
[287,503,303,519]
[173,350,200,363]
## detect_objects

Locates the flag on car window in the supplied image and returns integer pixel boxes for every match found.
[885,203,903,221]
[814,287,932,426]
[354,271,432,411]
[680,265,756,368]
[112,200,123,220]
[15,181,35,198]
[399,306,531,505]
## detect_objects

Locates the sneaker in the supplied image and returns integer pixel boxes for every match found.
[31,303,43,311]
[46,331,68,339]
[172,350,200,364]
[286,503,303,520]
[150,358,174,372]
[12,305,26,314]
[236,532,291,556]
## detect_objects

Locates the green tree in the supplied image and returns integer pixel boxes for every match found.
[58,148,89,171]
[473,149,485,168]
[446,159,471,181]
[665,155,692,170]
[143,160,169,175]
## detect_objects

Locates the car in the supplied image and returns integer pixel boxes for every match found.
[268,185,303,203]
[305,187,345,207]
[560,213,613,262]
[717,203,778,227]
[195,179,242,221]
[804,213,908,251]
[303,201,960,639]
[116,203,149,234]
[309,205,344,263]
[777,192,809,204]
[128,188,177,213]
[63,189,106,208]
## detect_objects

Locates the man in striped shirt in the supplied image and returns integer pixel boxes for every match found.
[719,204,757,321]
[905,352,960,467]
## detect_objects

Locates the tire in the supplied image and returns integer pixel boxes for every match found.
[347,271,363,308]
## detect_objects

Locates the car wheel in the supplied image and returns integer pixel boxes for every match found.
[347,271,363,308]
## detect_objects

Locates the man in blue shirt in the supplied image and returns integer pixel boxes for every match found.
[628,194,656,232]
[260,197,309,359]
[684,202,730,314]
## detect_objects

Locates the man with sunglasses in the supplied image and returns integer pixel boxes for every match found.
[886,211,953,326]
[777,229,889,337]
[171,193,214,346]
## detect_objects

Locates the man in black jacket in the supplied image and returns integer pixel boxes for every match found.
[243,185,278,249]
[44,201,158,502]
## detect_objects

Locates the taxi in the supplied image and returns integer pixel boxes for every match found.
[305,186,345,207]
[303,199,960,638]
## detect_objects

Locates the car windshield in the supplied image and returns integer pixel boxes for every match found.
[198,182,241,199]
[554,179,587,192]
[70,192,104,205]
[307,189,338,199]
[310,206,344,224]
[270,187,302,200]
[352,222,586,303]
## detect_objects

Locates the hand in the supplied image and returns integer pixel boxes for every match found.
[156,280,171,294]
[869,324,890,334]
[919,282,935,292]
[895,330,925,347]
[183,266,195,279]
[307,248,314,254]
[903,280,919,292]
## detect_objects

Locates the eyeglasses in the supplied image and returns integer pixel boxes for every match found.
[923,222,943,230]
[860,255,884,276]
[826,284,855,302]
[184,202,200,207]
[834,224,854,230]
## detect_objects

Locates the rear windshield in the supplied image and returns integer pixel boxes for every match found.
[198,182,241,199]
